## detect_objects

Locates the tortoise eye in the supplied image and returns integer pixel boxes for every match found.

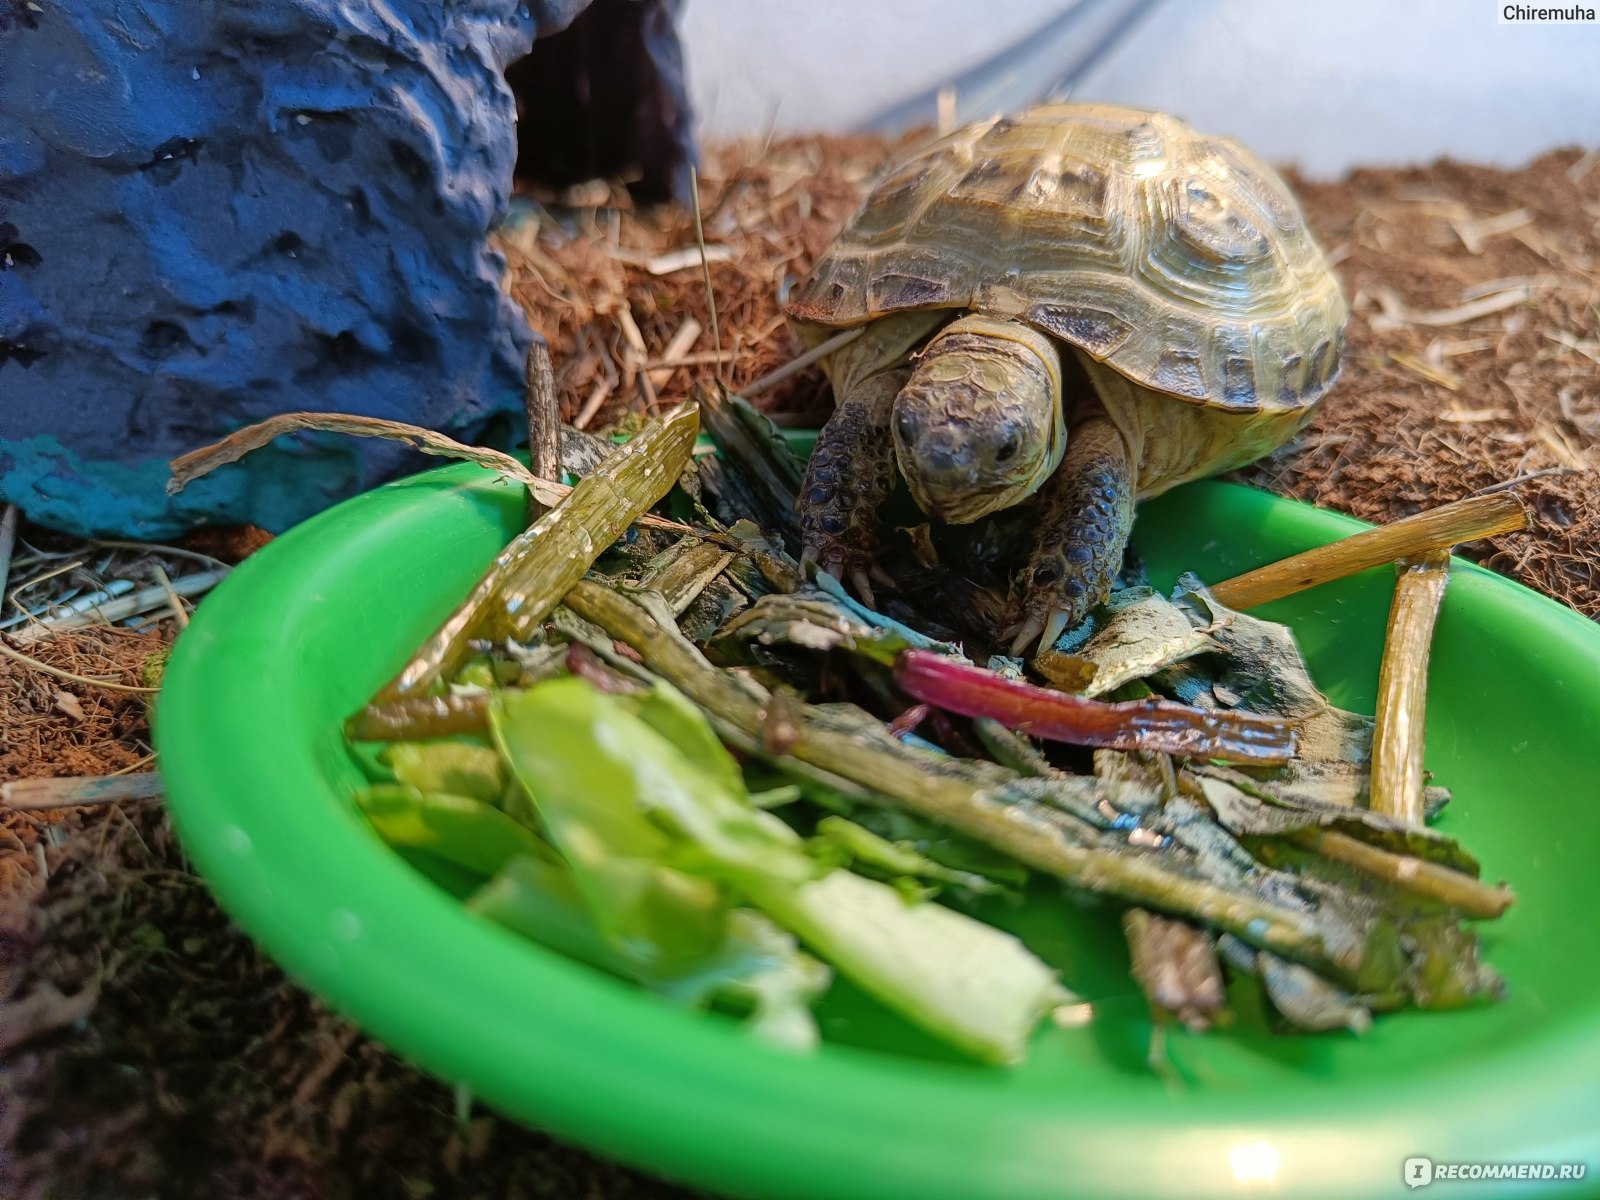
[896,411,918,444]
[995,436,1021,463]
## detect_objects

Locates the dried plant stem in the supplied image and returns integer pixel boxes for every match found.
[1209,492,1527,610]
[375,405,699,701]
[647,318,703,390]
[574,379,615,431]
[743,326,865,395]
[1287,827,1513,919]
[645,347,727,372]
[689,166,724,387]
[0,639,161,693]
[166,410,696,538]
[2,772,164,811]
[637,538,735,616]
[169,411,550,498]
[0,503,18,599]
[9,570,230,644]
[347,693,490,741]
[1370,551,1451,826]
[1472,467,1577,497]
[525,341,561,519]
[971,718,1055,777]
[151,564,191,629]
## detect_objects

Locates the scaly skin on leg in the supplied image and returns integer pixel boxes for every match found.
[797,367,909,603]
[1011,415,1137,655]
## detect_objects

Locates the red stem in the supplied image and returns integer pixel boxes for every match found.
[894,650,1296,765]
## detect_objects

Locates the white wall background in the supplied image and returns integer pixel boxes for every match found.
[682,0,1600,176]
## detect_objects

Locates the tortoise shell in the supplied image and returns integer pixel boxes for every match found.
[787,103,1347,414]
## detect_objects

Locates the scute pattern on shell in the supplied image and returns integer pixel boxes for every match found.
[787,103,1347,413]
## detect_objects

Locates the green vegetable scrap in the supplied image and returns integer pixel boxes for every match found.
[744,866,1067,1065]
[354,784,554,877]
[381,741,506,806]
[470,856,829,1052]
[484,675,1067,1059]
[814,815,1006,898]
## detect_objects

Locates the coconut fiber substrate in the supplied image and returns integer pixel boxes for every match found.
[3,139,1597,1200]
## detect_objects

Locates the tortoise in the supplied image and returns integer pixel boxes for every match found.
[787,102,1347,654]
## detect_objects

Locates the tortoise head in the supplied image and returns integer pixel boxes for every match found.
[891,315,1066,524]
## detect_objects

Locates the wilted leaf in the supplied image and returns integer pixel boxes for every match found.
[381,741,505,806]
[1056,587,1223,698]
[355,784,555,877]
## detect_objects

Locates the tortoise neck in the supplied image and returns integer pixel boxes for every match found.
[933,314,1062,399]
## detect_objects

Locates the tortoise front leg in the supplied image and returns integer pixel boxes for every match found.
[1010,415,1136,655]
[798,367,908,604]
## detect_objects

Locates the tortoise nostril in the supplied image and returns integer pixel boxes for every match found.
[921,437,969,473]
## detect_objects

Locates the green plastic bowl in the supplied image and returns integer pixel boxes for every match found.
[157,462,1600,1200]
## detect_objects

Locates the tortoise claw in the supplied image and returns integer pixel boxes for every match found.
[1007,615,1044,658]
[1038,609,1071,654]
[1006,607,1072,657]
[849,569,877,609]
[804,544,881,608]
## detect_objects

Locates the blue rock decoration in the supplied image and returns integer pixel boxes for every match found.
[0,0,590,538]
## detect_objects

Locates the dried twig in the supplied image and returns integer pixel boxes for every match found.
[1370,552,1451,826]
[690,165,725,387]
[1209,493,1529,610]
[1449,207,1531,255]
[647,318,704,390]
[95,540,232,571]
[573,380,615,431]
[9,570,229,644]
[525,341,561,492]
[1390,351,1461,391]
[744,326,866,395]
[1369,285,1532,332]
[607,245,735,275]
[1287,827,1513,919]
[166,410,695,536]
[169,412,550,499]
[644,348,732,371]
[614,305,654,413]
[0,502,18,600]
[1471,467,1580,497]
[151,564,190,630]
[2,772,164,811]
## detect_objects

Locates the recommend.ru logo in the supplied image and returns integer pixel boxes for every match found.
[1404,1156,1590,1187]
